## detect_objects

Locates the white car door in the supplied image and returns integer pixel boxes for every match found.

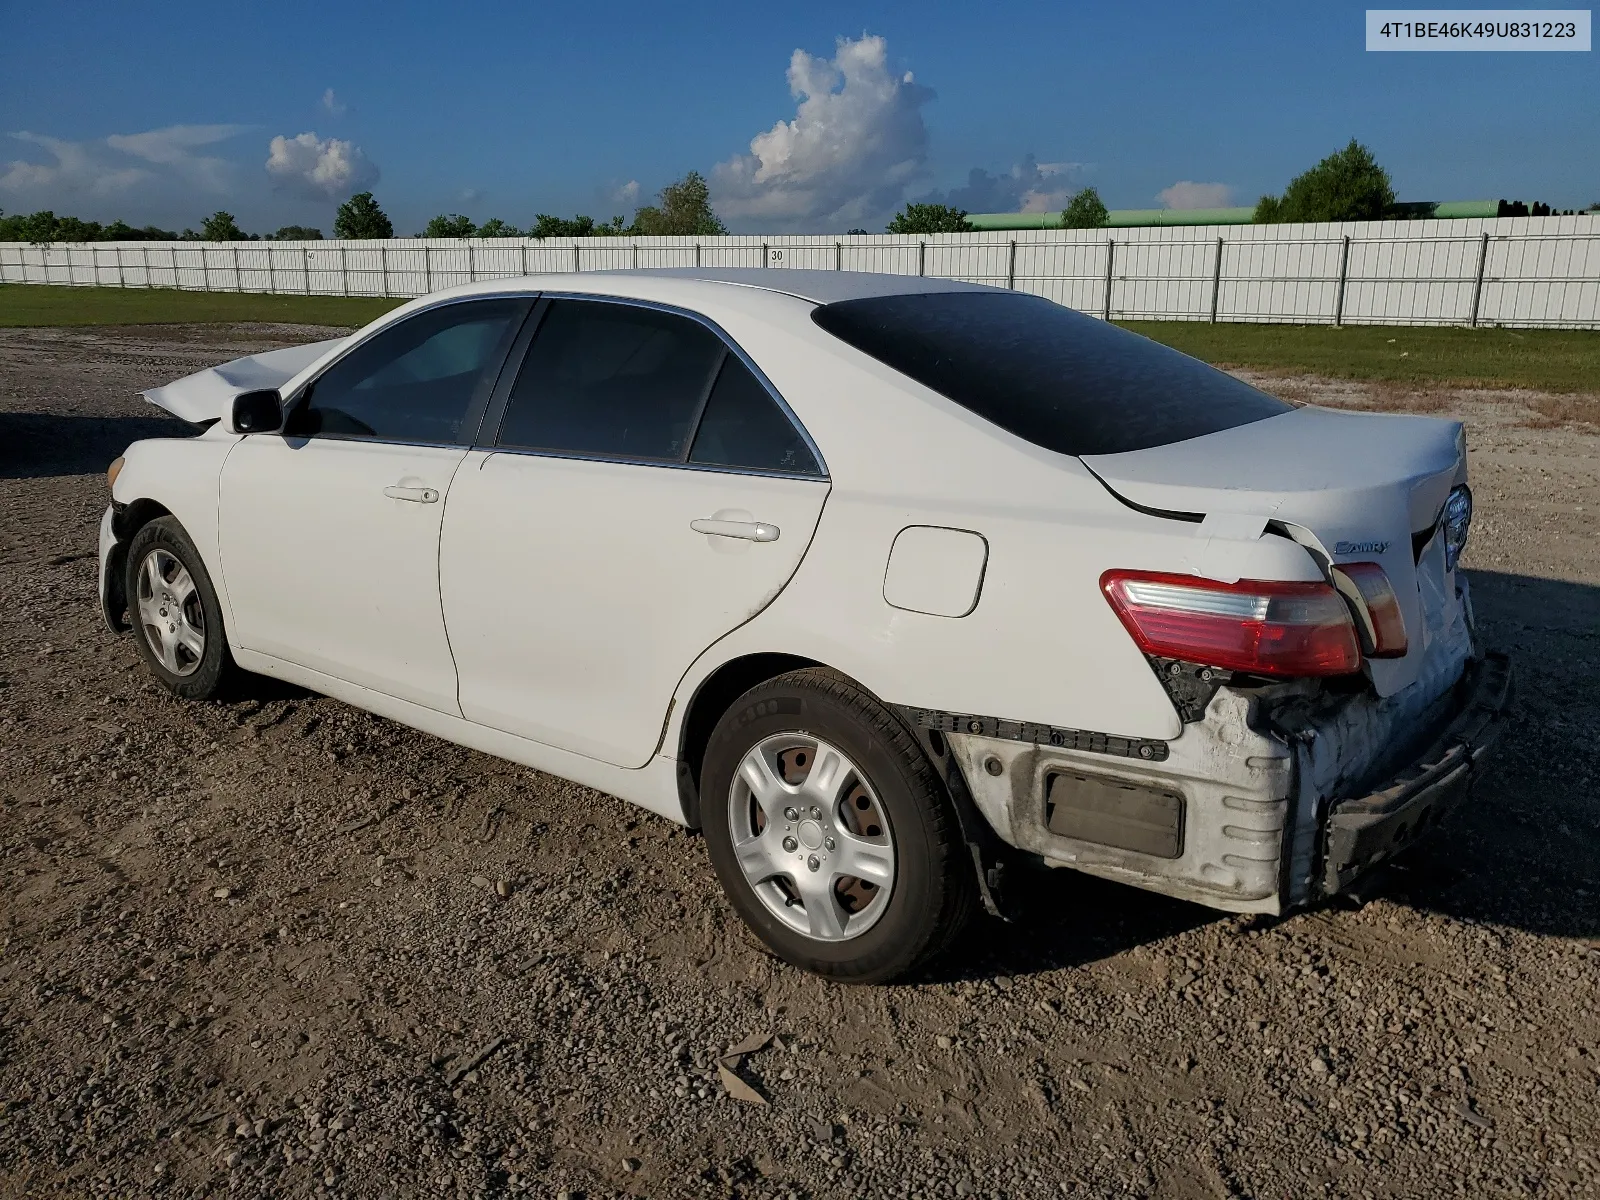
[440,297,830,768]
[219,297,531,713]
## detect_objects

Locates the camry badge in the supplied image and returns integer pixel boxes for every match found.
[1334,539,1391,555]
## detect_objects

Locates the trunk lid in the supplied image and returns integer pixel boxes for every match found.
[141,338,347,426]
[1081,405,1469,697]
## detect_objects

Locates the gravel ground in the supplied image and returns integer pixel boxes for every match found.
[1,324,1597,1200]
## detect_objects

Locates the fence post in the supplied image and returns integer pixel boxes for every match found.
[1333,234,1352,325]
[917,240,926,277]
[380,244,389,296]
[1102,238,1116,320]
[266,245,276,294]
[694,243,701,267]
[339,243,349,296]
[1007,239,1017,290]
[521,242,530,277]
[141,245,150,289]
[631,241,638,270]
[572,242,580,273]
[301,245,311,295]
[201,246,211,291]
[231,243,242,292]
[762,242,769,267]
[424,245,433,293]
[835,241,843,271]
[1469,231,1490,327]
[1210,237,1224,322]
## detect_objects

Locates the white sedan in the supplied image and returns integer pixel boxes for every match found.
[100,269,1511,982]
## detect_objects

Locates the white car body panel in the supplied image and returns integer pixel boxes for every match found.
[218,436,469,714]
[440,450,830,767]
[142,338,348,424]
[1083,405,1466,697]
[98,269,1508,922]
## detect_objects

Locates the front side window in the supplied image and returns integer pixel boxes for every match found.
[811,291,1292,457]
[288,299,526,443]
[497,300,726,461]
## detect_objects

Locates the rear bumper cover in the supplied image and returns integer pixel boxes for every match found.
[938,647,1511,916]
[1321,650,1512,893]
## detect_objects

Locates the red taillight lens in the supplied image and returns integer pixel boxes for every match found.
[1101,570,1363,677]
[1330,562,1408,658]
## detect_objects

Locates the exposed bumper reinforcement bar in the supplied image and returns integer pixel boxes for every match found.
[1321,651,1513,895]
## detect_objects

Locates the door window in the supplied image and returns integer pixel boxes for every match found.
[688,355,820,475]
[288,299,526,443]
[495,300,727,461]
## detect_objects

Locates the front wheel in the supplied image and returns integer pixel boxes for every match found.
[124,516,237,700]
[700,669,975,983]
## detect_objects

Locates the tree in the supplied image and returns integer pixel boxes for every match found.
[271,225,323,240]
[886,203,972,234]
[103,219,178,241]
[1255,140,1394,224]
[629,171,726,236]
[334,192,394,239]
[1060,187,1110,229]
[423,213,477,238]
[475,217,522,238]
[201,211,248,241]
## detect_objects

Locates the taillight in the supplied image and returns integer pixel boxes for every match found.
[1101,570,1363,677]
[1330,562,1408,658]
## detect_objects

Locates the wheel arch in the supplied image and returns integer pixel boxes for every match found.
[675,651,828,829]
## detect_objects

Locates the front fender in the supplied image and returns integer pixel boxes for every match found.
[98,505,129,634]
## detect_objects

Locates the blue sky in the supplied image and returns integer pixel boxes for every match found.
[2,0,1594,234]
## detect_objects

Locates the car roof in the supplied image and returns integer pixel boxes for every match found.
[603,267,1000,305]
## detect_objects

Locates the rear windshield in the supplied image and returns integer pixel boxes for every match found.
[811,291,1291,457]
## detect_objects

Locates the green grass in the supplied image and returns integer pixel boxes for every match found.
[0,283,402,328]
[1121,321,1600,393]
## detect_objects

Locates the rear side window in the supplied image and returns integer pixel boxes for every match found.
[497,300,725,460]
[811,291,1291,457]
[290,299,525,443]
[689,357,820,475]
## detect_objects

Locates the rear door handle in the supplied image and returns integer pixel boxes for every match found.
[691,518,780,542]
[384,485,440,504]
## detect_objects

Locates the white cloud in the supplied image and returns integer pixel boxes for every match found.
[924,155,1086,215]
[459,187,484,204]
[265,131,378,200]
[106,124,246,192]
[0,132,145,196]
[612,179,641,208]
[712,34,934,230]
[1157,181,1234,210]
[321,88,346,116]
[1,124,246,199]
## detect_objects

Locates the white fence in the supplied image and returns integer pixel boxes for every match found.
[3,214,1598,328]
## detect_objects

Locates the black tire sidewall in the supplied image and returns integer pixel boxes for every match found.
[701,673,960,982]
[124,517,232,700]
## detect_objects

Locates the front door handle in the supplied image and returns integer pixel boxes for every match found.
[384,485,440,504]
[691,518,780,542]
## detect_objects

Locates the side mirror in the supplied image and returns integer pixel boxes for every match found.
[231,389,283,434]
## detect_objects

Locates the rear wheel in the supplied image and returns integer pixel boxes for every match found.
[124,516,236,700]
[700,669,974,983]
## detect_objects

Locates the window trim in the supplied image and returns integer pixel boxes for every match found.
[277,293,538,450]
[476,292,828,480]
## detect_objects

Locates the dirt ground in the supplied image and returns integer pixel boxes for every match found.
[1,324,1597,1200]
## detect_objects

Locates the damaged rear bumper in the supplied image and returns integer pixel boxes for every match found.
[932,647,1512,917]
[1321,651,1511,893]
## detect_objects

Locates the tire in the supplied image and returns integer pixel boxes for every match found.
[700,668,975,983]
[124,516,237,701]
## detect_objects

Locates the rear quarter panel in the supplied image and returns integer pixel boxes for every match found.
[657,301,1327,745]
